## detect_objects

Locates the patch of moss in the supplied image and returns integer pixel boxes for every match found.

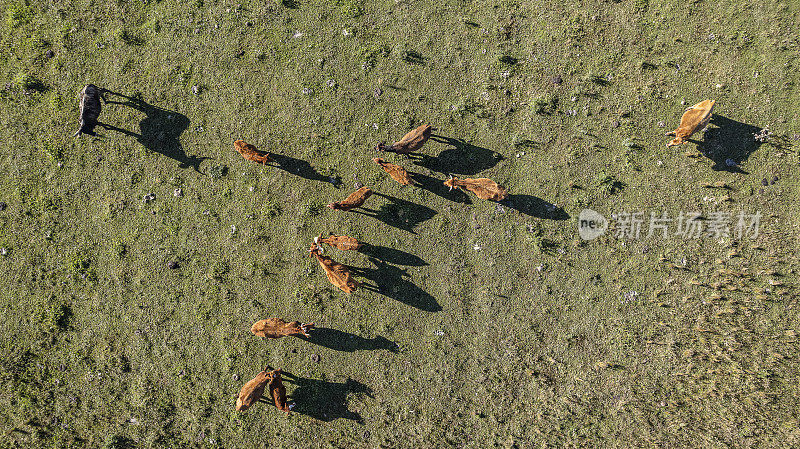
[594,172,625,195]
[114,28,145,46]
[533,95,558,115]
[35,297,72,332]
[208,165,228,179]
[67,253,96,281]
[12,72,45,91]
[40,138,64,163]
[6,2,33,28]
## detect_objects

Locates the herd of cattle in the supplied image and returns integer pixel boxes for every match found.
[230,122,512,413]
[75,82,715,415]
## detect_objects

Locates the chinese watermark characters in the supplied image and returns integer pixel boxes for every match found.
[578,209,761,240]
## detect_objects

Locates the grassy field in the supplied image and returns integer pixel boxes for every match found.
[1,0,799,447]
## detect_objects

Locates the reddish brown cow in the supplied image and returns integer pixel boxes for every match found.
[376,124,433,154]
[236,368,270,412]
[372,157,415,186]
[250,318,314,338]
[309,244,360,293]
[234,140,273,164]
[327,187,373,211]
[443,176,509,201]
[268,368,292,415]
[315,233,362,251]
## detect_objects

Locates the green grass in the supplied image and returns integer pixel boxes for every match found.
[5,1,32,28]
[1,0,800,447]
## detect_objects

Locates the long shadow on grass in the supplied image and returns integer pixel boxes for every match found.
[280,371,372,422]
[413,135,504,175]
[409,172,472,204]
[359,244,428,267]
[350,258,441,312]
[693,115,764,173]
[351,193,436,234]
[268,154,330,183]
[303,328,399,352]
[100,90,208,172]
[500,195,570,220]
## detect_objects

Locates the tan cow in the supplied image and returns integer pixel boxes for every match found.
[315,233,362,251]
[309,244,360,293]
[250,318,314,338]
[443,176,509,201]
[268,368,292,415]
[372,157,416,186]
[236,368,271,411]
[234,140,273,164]
[327,187,373,211]
[666,100,715,146]
[376,124,433,154]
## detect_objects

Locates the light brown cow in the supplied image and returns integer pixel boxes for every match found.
[315,233,362,251]
[327,186,373,211]
[372,157,415,186]
[443,176,508,201]
[376,124,433,154]
[666,100,715,147]
[250,318,314,338]
[268,368,292,415]
[236,368,271,411]
[309,244,360,293]
[234,140,273,164]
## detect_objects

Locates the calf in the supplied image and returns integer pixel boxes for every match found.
[315,233,362,251]
[666,99,715,147]
[327,186,373,211]
[376,124,432,155]
[372,157,415,186]
[443,175,508,201]
[251,318,314,338]
[234,140,273,164]
[309,244,360,293]
[268,368,292,415]
[74,84,105,137]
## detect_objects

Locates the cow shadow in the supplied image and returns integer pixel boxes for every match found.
[99,90,208,172]
[268,154,330,183]
[414,135,503,175]
[352,193,436,234]
[500,195,570,220]
[304,328,399,352]
[350,258,441,312]
[410,172,472,204]
[359,244,427,267]
[693,115,764,173]
[280,371,372,422]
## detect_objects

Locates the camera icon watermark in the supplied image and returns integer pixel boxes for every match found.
[578,209,761,241]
